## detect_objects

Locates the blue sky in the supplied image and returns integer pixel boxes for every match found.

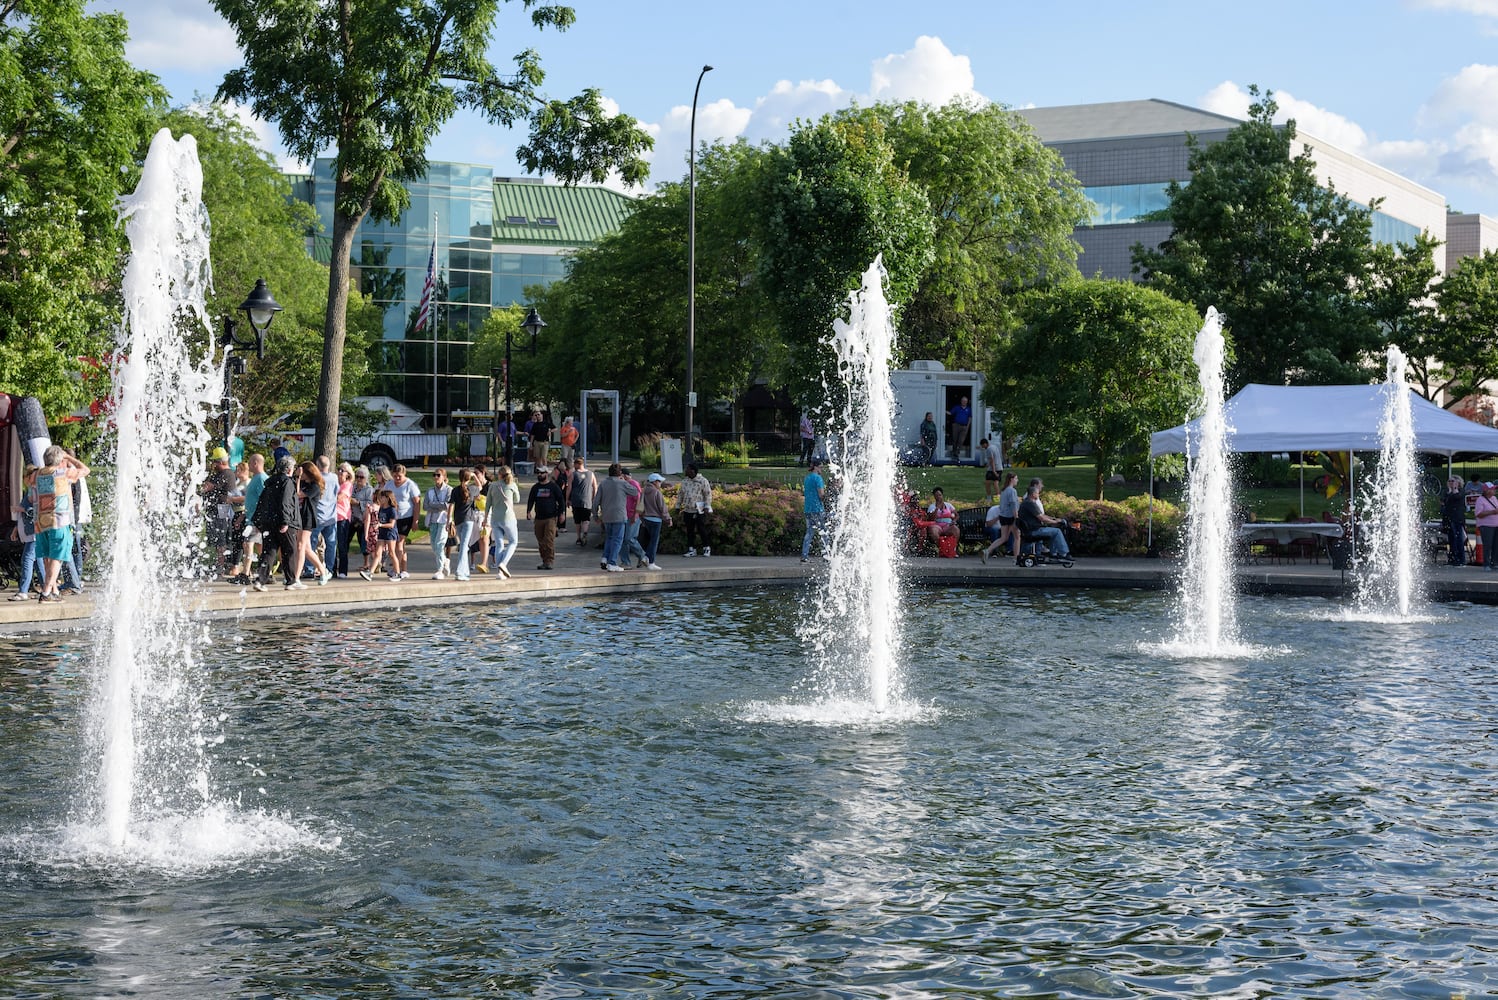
[100,0,1498,218]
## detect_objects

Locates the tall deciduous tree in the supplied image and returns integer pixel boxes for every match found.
[1433,249,1498,405]
[847,100,1088,368]
[756,114,934,405]
[212,0,652,460]
[155,105,381,426]
[0,0,165,420]
[989,280,1202,499]
[1365,233,1441,399]
[1134,87,1381,390]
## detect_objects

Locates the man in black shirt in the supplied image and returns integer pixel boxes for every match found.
[525,467,566,570]
[252,455,301,590]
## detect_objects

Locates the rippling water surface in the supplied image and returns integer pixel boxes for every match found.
[2,588,1496,998]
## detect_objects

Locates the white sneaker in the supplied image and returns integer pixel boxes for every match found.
[319,569,333,586]
[606,564,623,572]
[432,570,446,580]
[252,580,265,592]
[358,569,373,581]
[496,564,512,579]
[286,581,307,591]
[684,548,697,557]
[439,557,450,575]
[701,547,711,557]
[647,563,662,571]
[399,571,409,580]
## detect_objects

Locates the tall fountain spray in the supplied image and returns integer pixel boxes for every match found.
[83,129,226,849]
[797,259,906,716]
[1356,346,1424,618]
[1164,307,1248,656]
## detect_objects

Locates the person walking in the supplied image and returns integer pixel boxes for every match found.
[801,457,827,562]
[487,464,521,578]
[386,464,422,580]
[640,473,671,570]
[980,438,1002,502]
[526,467,567,570]
[569,456,598,548]
[312,455,339,578]
[982,472,1021,563]
[252,455,300,591]
[622,467,647,567]
[424,468,453,579]
[558,417,579,464]
[593,462,640,572]
[350,466,374,574]
[448,469,480,581]
[293,461,331,587]
[676,462,713,557]
[333,462,355,578]
[31,446,89,603]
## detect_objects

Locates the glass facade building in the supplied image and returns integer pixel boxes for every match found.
[301,162,634,427]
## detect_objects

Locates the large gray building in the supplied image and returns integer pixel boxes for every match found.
[1016,98,1488,280]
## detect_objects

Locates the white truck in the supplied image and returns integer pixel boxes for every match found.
[889,361,995,466]
[278,396,449,471]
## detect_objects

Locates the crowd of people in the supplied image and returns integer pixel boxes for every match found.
[172,453,724,591]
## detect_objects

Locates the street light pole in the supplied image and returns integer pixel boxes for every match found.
[686,63,713,468]
[219,278,282,453]
[510,307,546,469]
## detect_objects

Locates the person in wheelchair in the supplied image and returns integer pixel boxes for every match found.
[1016,478,1072,561]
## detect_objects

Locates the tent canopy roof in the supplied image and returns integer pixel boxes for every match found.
[1150,383,1498,458]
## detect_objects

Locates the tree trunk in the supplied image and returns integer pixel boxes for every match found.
[314,207,358,462]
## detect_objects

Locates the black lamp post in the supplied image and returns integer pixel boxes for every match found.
[686,63,713,466]
[220,278,282,452]
[505,306,546,467]
[490,366,501,460]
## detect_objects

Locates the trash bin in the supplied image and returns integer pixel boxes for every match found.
[1326,537,1352,570]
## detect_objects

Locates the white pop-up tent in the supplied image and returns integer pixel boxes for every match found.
[1150,383,1498,459]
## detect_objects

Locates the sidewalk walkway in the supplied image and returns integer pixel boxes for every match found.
[4,534,1497,634]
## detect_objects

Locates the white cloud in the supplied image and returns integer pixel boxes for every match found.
[868,35,982,106]
[638,35,985,187]
[1410,0,1498,17]
[103,0,240,75]
[1420,63,1498,126]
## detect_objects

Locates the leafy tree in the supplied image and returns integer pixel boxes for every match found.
[988,279,1202,499]
[847,100,1088,368]
[1432,249,1498,405]
[1364,232,1441,398]
[499,139,779,432]
[212,0,653,461]
[756,113,935,406]
[0,0,165,420]
[1134,87,1381,389]
[154,105,381,428]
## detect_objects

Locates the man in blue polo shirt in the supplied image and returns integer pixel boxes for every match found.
[948,395,971,460]
[802,458,827,562]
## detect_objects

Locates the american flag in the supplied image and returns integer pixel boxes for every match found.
[414,232,437,332]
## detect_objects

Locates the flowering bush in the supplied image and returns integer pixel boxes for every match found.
[1040,490,1180,557]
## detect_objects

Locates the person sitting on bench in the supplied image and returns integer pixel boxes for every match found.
[1017,478,1070,559]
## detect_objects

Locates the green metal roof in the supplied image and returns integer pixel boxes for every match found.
[491,178,636,247]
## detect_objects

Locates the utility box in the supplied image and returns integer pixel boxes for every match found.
[889,361,992,465]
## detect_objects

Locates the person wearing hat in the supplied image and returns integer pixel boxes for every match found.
[1475,481,1498,572]
[525,465,567,570]
[639,473,672,570]
[802,457,827,562]
[199,445,237,577]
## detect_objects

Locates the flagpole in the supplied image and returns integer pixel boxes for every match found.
[430,212,438,431]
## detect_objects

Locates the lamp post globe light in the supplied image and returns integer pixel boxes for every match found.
[505,306,546,468]
[686,63,712,467]
[220,278,282,452]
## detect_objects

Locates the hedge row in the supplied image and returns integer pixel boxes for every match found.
[654,482,1184,558]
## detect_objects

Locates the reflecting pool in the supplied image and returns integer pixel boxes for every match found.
[2,588,1496,997]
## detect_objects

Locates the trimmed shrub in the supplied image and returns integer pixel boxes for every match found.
[656,480,803,556]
